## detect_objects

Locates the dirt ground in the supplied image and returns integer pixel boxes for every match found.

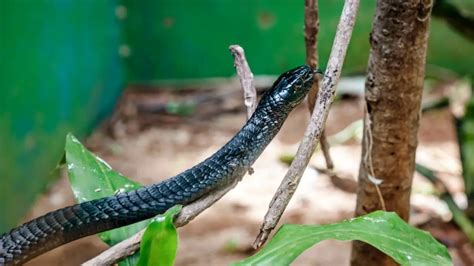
[24,86,472,265]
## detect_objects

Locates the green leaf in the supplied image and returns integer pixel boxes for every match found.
[137,205,182,266]
[235,211,451,266]
[65,133,150,265]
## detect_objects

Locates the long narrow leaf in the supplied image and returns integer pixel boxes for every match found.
[235,211,451,266]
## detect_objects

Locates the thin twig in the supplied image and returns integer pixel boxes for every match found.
[253,0,361,248]
[84,46,257,266]
[304,0,319,70]
[319,134,334,169]
[230,45,257,119]
[304,0,334,171]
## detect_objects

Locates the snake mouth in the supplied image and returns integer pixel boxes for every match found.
[296,65,316,84]
[304,72,315,84]
[299,65,326,84]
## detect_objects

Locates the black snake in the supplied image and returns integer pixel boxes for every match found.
[0,65,315,265]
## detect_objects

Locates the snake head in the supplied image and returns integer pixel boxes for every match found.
[272,65,318,107]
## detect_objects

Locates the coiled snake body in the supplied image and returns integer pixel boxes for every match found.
[0,65,315,265]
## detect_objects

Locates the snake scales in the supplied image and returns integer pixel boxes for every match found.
[0,65,315,265]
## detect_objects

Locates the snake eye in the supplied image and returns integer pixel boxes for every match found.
[294,77,303,88]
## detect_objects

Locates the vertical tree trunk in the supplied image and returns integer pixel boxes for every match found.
[351,1,433,265]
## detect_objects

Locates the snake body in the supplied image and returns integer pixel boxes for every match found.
[0,65,315,265]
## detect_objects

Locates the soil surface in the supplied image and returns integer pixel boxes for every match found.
[23,87,472,266]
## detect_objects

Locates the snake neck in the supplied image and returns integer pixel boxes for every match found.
[151,91,293,205]
[221,92,291,165]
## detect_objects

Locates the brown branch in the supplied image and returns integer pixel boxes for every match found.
[253,0,361,248]
[319,133,334,169]
[83,45,257,266]
[304,0,319,69]
[304,0,334,171]
[229,45,257,119]
[305,0,320,111]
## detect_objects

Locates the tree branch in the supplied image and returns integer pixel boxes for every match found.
[82,179,239,266]
[253,0,361,248]
[304,0,334,171]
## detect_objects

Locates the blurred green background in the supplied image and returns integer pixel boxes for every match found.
[0,0,473,232]
[0,0,124,231]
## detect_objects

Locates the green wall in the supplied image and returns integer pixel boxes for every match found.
[0,0,124,231]
[122,0,473,84]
